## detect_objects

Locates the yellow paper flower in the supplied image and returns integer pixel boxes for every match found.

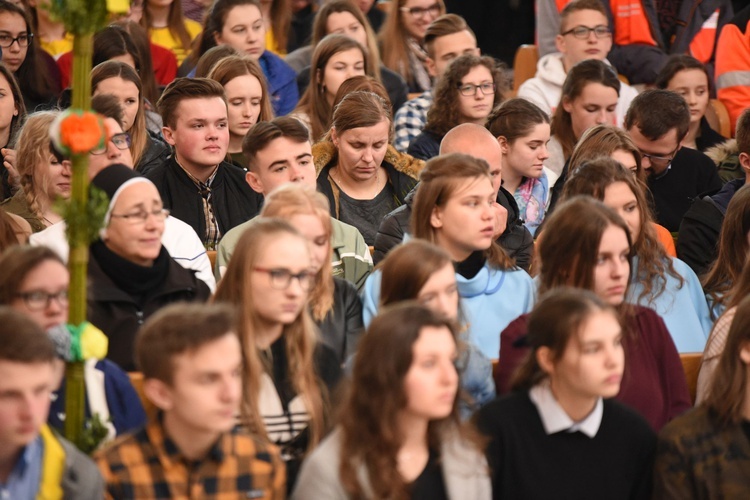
[79,323,108,360]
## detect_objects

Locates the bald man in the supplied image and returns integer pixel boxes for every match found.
[372,124,534,270]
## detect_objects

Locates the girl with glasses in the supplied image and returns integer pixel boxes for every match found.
[293,303,491,499]
[409,53,505,161]
[379,0,445,93]
[0,1,60,112]
[91,61,169,175]
[0,111,69,233]
[0,245,147,440]
[214,217,341,492]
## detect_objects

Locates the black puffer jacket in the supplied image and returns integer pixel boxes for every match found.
[372,185,534,271]
[135,132,170,175]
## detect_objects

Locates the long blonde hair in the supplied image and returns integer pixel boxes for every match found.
[260,184,335,321]
[15,111,60,223]
[212,218,326,449]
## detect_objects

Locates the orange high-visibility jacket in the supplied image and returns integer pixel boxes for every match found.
[716,5,750,136]
[551,0,732,84]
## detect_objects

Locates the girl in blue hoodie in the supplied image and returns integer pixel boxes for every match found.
[362,153,535,359]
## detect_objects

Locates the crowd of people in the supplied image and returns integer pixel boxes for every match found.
[1,0,750,498]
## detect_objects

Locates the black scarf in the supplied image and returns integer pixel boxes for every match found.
[90,240,171,304]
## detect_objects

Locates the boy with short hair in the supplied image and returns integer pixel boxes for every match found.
[0,307,104,498]
[215,117,373,288]
[146,77,264,249]
[519,0,638,125]
[95,302,286,499]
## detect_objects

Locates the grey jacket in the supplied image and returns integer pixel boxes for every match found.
[291,427,491,499]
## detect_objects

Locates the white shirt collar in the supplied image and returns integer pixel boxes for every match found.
[529,381,603,438]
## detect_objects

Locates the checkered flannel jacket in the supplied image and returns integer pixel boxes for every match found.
[94,419,286,499]
[393,90,434,153]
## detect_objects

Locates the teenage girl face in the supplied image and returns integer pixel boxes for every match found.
[0,11,28,72]
[400,0,441,40]
[456,65,495,125]
[41,152,72,201]
[592,224,630,306]
[562,82,618,139]
[666,68,709,125]
[500,122,551,180]
[0,73,18,137]
[546,309,624,402]
[416,262,459,321]
[402,325,458,421]
[11,259,69,331]
[215,4,267,60]
[326,10,368,48]
[602,181,641,242]
[287,213,330,273]
[250,233,312,327]
[224,73,263,141]
[322,48,366,104]
[431,176,496,261]
[93,76,140,133]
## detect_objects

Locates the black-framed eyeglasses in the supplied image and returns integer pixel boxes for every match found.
[561,25,611,39]
[639,147,679,168]
[0,32,33,48]
[91,133,131,155]
[16,290,68,311]
[458,82,496,96]
[254,267,314,291]
[400,3,441,19]
[110,208,170,224]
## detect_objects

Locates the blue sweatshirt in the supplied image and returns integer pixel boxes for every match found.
[362,263,535,359]
[627,256,712,353]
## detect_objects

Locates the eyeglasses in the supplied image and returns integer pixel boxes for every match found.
[639,147,679,168]
[458,82,496,96]
[16,290,68,311]
[110,208,170,224]
[91,133,131,155]
[254,267,315,291]
[561,25,611,39]
[0,32,33,48]
[400,3,441,19]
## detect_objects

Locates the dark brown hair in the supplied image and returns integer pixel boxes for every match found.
[736,107,750,156]
[703,185,750,311]
[486,97,550,143]
[512,287,617,390]
[559,0,607,32]
[624,89,690,142]
[111,20,160,106]
[136,302,238,384]
[412,153,514,269]
[242,116,310,172]
[196,0,262,62]
[655,54,711,93]
[0,61,26,148]
[195,45,239,78]
[157,77,227,129]
[561,156,684,303]
[567,124,643,181]
[0,245,64,305]
[704,293,750,425]
[338,302,464,498]
[91,93,125,128]
[332,75,390,108]
[0,306,56,362]
[552,59,620,159]
[425,54,505,137]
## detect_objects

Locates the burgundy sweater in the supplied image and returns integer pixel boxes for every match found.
[495,305,691,431]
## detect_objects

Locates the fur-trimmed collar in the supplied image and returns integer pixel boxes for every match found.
[705,138,737,166]
[312,141,425,180]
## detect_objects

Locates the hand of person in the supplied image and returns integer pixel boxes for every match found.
[492,201,508,240]
[2,148,19,189]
